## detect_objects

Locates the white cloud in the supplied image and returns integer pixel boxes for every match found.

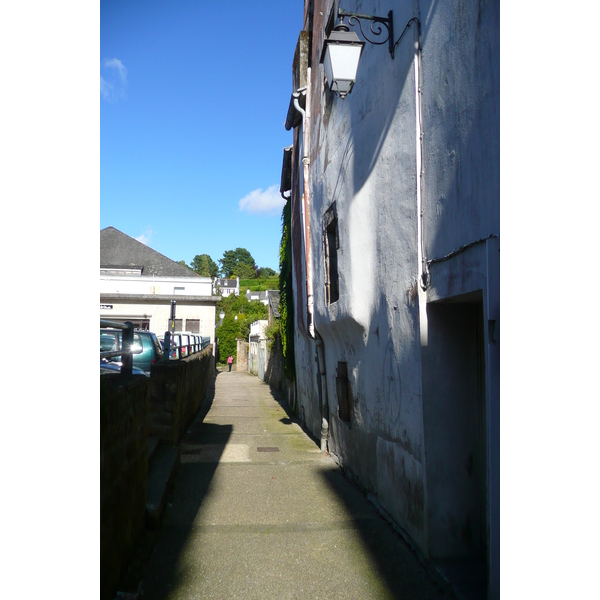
[101,58,128,102]
[100,76,112,100]
[136,228,153,245]
[238,185,285,215]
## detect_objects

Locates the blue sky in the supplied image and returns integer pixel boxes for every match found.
[101,0,303,272]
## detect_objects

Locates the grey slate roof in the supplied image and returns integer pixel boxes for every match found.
[100,226,198,278]
[215,278,238,288]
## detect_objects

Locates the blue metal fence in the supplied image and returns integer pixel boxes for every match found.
[101,320,211,375]
[163,332,210,360]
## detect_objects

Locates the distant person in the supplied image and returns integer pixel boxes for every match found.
[227,355,233,372]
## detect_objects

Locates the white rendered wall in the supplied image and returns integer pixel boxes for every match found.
[100,301,216,342]
[100,275,212,296]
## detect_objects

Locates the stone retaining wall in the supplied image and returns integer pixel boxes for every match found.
[236,339,249,372]
[100,373,149,600]
[148,345,215,444]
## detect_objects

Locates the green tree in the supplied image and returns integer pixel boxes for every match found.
[215,292,268,364]
[190,253,218,278]
[219,248,258,278]
[258,267,277,278]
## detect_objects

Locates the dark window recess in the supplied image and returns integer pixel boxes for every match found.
[324,203,339,304]
[336,361,351,422]
[174,319,183,332]
[187,319,200,333]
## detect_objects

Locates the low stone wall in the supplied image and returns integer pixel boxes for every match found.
[148,345,215,445]
[100,373,149,600]
[236,339,249,372]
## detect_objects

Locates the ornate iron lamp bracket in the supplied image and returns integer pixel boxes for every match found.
[337,8,395,58]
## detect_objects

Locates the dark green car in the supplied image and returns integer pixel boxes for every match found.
[100,329,164,375]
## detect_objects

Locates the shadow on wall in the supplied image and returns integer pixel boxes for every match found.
[263,333,284,391]
[341,0,442,199]
[322,290,426,541]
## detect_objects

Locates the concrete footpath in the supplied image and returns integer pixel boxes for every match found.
[132,369,446,600]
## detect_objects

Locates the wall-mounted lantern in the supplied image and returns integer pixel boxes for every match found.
[320,1,420,99]
[320,25,365,99]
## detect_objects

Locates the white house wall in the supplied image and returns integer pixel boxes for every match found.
[100,275,217,343]
[100,275,213,296]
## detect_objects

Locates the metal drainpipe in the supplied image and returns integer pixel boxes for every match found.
[414,18,429,346]
[414,19,429,291]
[292,73,314,339]
[293,71,329,448]
[316,335,329,452]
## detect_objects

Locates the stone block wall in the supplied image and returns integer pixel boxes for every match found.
[148,345,215,444]
[100,373,149,600]
[236,339,249,372]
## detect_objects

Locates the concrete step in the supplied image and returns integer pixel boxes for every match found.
[145,444,180,530]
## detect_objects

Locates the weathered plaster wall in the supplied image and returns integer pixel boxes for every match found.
[295,0,499,565]
[306,0,429,550]
[419,0,500,261]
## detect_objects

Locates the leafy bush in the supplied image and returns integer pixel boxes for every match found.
[279,198,295,380]
[265,322,279,351]
[239,277,279,293]
[215,293,268,364]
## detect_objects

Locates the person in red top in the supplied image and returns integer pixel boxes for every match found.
[227,355,233,372]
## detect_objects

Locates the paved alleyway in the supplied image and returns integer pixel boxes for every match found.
[135,370,446,600]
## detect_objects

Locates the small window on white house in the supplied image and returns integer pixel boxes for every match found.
[174,287,185,295]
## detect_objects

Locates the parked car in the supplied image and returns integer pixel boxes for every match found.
[158,332,200,359]
[100,358,148,377]
[100,328,163,375]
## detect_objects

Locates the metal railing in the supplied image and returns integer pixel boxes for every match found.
[163,332,210,360]
[100,319,141,376]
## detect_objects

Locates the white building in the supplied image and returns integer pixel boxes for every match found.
[282,1,499,598]
[248,319,268,377]
[100,227,220,343]
[213,277,239,297]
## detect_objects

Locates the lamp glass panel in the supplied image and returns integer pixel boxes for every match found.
[327,43,363,81]
[323,48,335,90]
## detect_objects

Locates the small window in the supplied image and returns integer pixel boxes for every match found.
[324,203,339,304]
[173,319,183,332]
[187,319,200,333]
[336,361,351,423]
